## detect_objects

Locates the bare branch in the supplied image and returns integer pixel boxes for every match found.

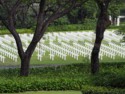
[10,0,22,15]
[0,0,25,58]
[45,1,77,24]
[35,0,46,34]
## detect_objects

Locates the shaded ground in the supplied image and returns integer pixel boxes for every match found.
[13,91,82,94]
[0,63,70,69]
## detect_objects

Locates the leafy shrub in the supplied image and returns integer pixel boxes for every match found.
[0,29,32,35]
[82,86,125,94]
[46,24,95,32]
[0,77,91,93]
[0,64,92,93]
[93,67,125,88]
[0,63,125,93]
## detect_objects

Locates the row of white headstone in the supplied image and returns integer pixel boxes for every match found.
[0,35,18,63]
[36,31,125,61]
[0,30,124,63]
[44,30,123,43]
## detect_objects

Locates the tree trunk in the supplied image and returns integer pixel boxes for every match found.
[20,55,31,76]
[19,34,43,76]
[91,0,111,74]
[91,20,110,74]
[91,30,104,74]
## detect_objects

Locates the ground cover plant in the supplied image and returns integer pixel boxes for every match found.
[0,63,125,93]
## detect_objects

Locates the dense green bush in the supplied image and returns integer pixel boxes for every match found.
[47,24,96,32]
[0,64,91,93]
[53,16,70,25]
[0,24,95,35]
[0,29,33,35]
[0,78,88,93]
[0,63,125,93]
[93,66,125,88]
[0,23,121,35]
[82,86,125,94]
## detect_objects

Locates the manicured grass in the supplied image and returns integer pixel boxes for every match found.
[0,52,124,67]
[0,29,124,67]
[0,50,124,67]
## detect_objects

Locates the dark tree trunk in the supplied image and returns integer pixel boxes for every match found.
[20,55,31,76]
[20,38,40,76]
[91,28,104,74]
[91,0,111,74]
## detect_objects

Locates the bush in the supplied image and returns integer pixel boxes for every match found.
[93,67,125,88]
[82,86,125,94]
[46,24,96,32]
[0,64,92,93]
[0,29,32,35]
[0,63,125,93]
[0,77,91,93]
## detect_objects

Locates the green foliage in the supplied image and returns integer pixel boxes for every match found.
[46,19,97,32]
[93,66,125,88]
[82,86,125,94]
[53,16,70,25]
[109,0,125,17]
[0,63,125,93]
[83,0,97,19]
[0,29,32,35]
[0,64,92,93]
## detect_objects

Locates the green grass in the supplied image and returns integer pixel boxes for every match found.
[0,49,124,67]
[0,52,125,67]
[0,29,124,67]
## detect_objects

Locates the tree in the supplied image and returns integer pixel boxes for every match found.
[91,0,111,74]
[16,1,37,28]
[109,0,125,25]
[67,0,98,24]
[0,0,88,76]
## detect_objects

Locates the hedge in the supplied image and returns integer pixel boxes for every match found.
[0,63,125,93]
[82,86,125,94]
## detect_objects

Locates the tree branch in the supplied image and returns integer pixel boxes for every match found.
[10,0,22,15]
[34,0,46,35]
[7,17,24,59]
[25,0,46,56]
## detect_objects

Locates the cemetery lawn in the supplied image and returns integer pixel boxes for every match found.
[0,30,124,67]
[0,52,125,67]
